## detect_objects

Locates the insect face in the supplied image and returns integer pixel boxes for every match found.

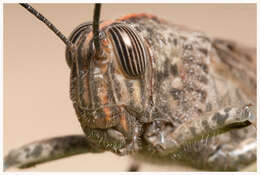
[65,21,153,152]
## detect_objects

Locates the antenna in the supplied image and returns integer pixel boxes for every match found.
[20,3,102,55]
[20,3,73,48]
[92,3,102,54]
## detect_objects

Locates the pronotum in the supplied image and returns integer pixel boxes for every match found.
[4,3,256,171]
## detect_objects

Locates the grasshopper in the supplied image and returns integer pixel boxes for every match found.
[4,3,256,171]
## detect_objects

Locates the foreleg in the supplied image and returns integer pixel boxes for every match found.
[144,105,256,170]
[4,135,103,170]
[174,126,256,171]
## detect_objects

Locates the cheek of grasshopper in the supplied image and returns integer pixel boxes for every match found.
[4,4,256,171]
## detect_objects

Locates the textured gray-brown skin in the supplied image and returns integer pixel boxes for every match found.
[4,13,256,171]
[67,14,256,171]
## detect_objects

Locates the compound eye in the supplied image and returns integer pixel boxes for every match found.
[66,22,92,68]
[107,23,148,79]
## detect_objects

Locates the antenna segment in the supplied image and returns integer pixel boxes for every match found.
[20,3,73,48]
[92,3,102,54]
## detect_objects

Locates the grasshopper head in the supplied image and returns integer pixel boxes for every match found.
[65,21,153,151]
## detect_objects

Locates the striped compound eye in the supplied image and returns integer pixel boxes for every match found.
[107,23,148,79]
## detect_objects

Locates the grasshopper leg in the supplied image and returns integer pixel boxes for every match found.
[144,105,256,170]
[127,162,140,171]
[174,126,256,171]
[4,135,103,170]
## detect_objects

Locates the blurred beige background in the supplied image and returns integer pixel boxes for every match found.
[4,3,256,172]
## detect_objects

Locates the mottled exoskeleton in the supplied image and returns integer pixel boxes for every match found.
[4,4,256,171]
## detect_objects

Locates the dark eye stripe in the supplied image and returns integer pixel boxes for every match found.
[118,25,143,75]
[109,27,130,75]
[123,25,146,74]
[107,23,147,78]
[109,27,134,76]
[117,26,142,75]
[121,26,144,72]
[114,27,137,76]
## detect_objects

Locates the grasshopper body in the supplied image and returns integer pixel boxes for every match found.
[4,4,256,171]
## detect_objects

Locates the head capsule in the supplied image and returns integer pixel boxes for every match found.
[66,21,152,126]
